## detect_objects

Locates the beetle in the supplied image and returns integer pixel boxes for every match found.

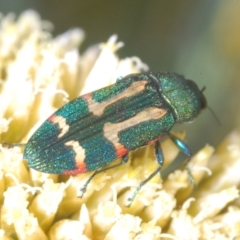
[22,72,206,205]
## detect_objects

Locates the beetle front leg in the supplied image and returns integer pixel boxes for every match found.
[164,133,195,185]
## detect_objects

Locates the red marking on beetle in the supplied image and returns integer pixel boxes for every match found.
[116,144,128,157]
[63,163,87,175]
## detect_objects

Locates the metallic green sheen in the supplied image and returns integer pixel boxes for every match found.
[154,72,205,122]
[92,79,133,102]
[23,72,206,175]
[55,97,89,125]
[119,114,174,149]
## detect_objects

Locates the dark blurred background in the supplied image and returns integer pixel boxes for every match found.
[1,0,240,153]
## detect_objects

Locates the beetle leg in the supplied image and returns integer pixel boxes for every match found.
[78,154,129,198]
[164,133,195,185]
[127,141,163,207]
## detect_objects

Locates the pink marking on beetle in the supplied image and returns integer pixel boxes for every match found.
[48,115,70,138]
[103,107,167,151]
[64,140,87,174]
[81,92,92,100]
[85,80,148,116]
[103,107,166,138]
[48,114,56,122]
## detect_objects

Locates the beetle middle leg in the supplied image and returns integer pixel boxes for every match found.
[127,141,163,207]
[78,155,129,198]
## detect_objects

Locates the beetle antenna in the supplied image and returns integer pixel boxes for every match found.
[200,86,221,126]
[201,86,206,92]
[207,106,221,126]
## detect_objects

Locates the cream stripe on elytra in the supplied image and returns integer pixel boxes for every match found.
[103,107,167,147]
[49,115,70,138]
[65,140,86,165]
[85,80,147,116]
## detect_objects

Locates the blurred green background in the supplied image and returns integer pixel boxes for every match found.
[1,0,240,153]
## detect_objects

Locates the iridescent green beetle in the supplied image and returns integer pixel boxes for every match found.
[23,72,206,205]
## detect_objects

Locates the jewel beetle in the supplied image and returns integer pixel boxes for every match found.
[22,72,206,205]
